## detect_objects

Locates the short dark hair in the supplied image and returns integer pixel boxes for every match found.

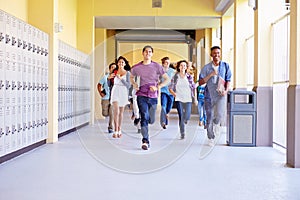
[161,57,169,64]
[108,62,116,70]
[142,45,153,53]
[211,46,221,52]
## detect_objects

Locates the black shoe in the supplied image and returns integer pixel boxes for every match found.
[108,128,113,134]
[161,123,167,129]
[180,133,185,139]
[134,118,140,126]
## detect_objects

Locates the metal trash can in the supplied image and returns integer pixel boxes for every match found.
[227,90,256,146]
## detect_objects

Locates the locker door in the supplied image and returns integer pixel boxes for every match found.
[31,103,36,143]
[22,23,28,105]
[16,20,23,106]
[16,104,22,149]
[10,16,17,108]
[0,11,5,108]
[21,104,27,147]
[35,103,41,141]
[4,105,11,154]
[0,106,5,156]
[27,25,32,107]
[10,105,17,151]
[4,13,12,109]
[26,104,32,145]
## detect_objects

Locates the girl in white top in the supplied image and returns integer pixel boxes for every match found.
[110,56,131,138]
[169,60,196,139]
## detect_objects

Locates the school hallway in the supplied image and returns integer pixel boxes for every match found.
[0,107,300,200]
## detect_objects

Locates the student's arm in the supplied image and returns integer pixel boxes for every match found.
[119,71,131,89]
[97,83,105,97]
[130,73,139,91]
[199,71,217,85]
[158,73,170,89]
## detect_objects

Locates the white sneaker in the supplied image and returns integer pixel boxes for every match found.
[208,138,215,146]
[141,143,149,150]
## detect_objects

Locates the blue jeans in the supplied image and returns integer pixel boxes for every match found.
[160,93,174,126]
[175,101,192,134]
[137,96,158,144]
[197,98,206,123]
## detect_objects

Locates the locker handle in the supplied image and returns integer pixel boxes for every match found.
[23,82,27,90]
[12,81,16,90]
[18,125,22,132]
[28,43,32,51]
[23,123,27,131]
[11,126,16,134]
[17,39,23,48]
[23,41,27,49]
[5,34,10,44]
[12,37,17,46]
[17,81,22,90]
[5,80,11,89]
[37,46,41,54]
[33,44,36,53]
[0,80,4,89]
[5,127,10,135]
[0,33,4,42]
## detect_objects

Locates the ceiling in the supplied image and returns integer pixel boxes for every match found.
[95,0,233,30]
[95,16,221,30]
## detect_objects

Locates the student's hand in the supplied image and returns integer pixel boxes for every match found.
[171,92,176,98]
[108,73,115,79]
[100,91,106,97]
[133,83,139,91]
[220,90,228,96]
[149,85,158,92]
[211,70,218,77]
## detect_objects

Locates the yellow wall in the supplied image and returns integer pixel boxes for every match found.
[94,28,106,119]
[0,0,28,21]
[118,42,188,65]
[77,0,94,54]
[93,0,218,16]
[58,0,77,47]
[28,0,54,33]
[222,16,234,87]
[234,0,253,88]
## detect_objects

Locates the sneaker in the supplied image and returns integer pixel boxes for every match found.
[161,123,167,129]
[134,118,140,126]
[141,143,149,150]
[180,133,185,139]
[117,131,122,138]
[208,138,215,146]
[108,128,114,134]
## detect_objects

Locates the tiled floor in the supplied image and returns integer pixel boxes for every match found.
[1,108,300,200]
